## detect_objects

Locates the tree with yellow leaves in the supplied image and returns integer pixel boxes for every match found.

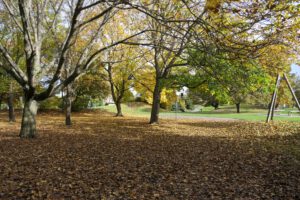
[103,46,140,117]
[0,0,152,137]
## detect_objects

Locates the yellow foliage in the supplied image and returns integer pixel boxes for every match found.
[134,67,177,108]
[205,0,222,13]
[258,44,296,76]
[144,88,176,108]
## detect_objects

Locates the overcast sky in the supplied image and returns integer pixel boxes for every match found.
[291,64,300,76]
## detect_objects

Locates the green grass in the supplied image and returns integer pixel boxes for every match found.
[100,102,151,117]
[99,103,300,122]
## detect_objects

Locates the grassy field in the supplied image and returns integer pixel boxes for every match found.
[0,110,299,199]
[100,103,300,122]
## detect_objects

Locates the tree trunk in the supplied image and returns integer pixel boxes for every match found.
[107,64,125,117]
[65,96,72,126]
[8,82,16,122]
[61,89,65,112]
[212,101,219,110]
[236,103,240,113]
[20,99,38,138]
[8,92,16,122]
[115,101,123,117]
[65,85,73,126]
[0,95,2,111]
[150,80,161,124]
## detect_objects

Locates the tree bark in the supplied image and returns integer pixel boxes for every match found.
[115,101,123,117]
[8,82,16,122]
[0,95,2,111]
[107,64,125,117]
[65,85,73,126]
[20,98,38,138]
[8,93,16,122]
[61,89,65,112]
[65,96,72,126]
[150,80,161,124]
[236,103,240,113]
[211,101,219,110]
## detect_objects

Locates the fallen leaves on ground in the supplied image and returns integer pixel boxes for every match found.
[0,110,299,199]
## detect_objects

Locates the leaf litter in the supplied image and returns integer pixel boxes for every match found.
[0,110,299,199]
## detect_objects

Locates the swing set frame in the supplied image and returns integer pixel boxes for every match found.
[266,73,300,123]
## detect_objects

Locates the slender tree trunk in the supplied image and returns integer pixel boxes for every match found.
[150,80,161,124]
[236,103,240,113]
[8,93,16,122]
[212,102,219,110]
[115,101,123,117]
[61,89,65,112]
[65,97,72,126]
[0,95,2,111]
[107,64,126,117]
[65,86,72,126]
[20,98,38,138]
[8,82,16,122]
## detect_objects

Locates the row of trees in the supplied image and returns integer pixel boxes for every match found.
[0,0,299,138]
[185,44,299,112]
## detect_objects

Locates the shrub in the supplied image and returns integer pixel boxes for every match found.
[72,96,90,111]
[39,96,61,110]
[135,96,143,102]
[160,102,168,109]
[185,98,195,110]
[91,98,104,107]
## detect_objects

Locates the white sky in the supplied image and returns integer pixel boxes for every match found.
[291,64,300,76]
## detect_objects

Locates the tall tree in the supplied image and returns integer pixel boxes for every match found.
[0,0,150,138]
[0,69,19,121]
[189,48,273,113]
[59,65,109,125]
[128,1,198,123]
[102,45,144,117]
[129,0,299,123]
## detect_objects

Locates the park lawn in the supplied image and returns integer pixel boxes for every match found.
[161,112,300,122]
[0,110,299,199]
[100,103,300,122]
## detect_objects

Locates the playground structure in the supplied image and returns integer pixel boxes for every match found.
[266,73,300,123]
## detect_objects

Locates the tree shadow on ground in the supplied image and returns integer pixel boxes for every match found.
[177,121,238,129]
